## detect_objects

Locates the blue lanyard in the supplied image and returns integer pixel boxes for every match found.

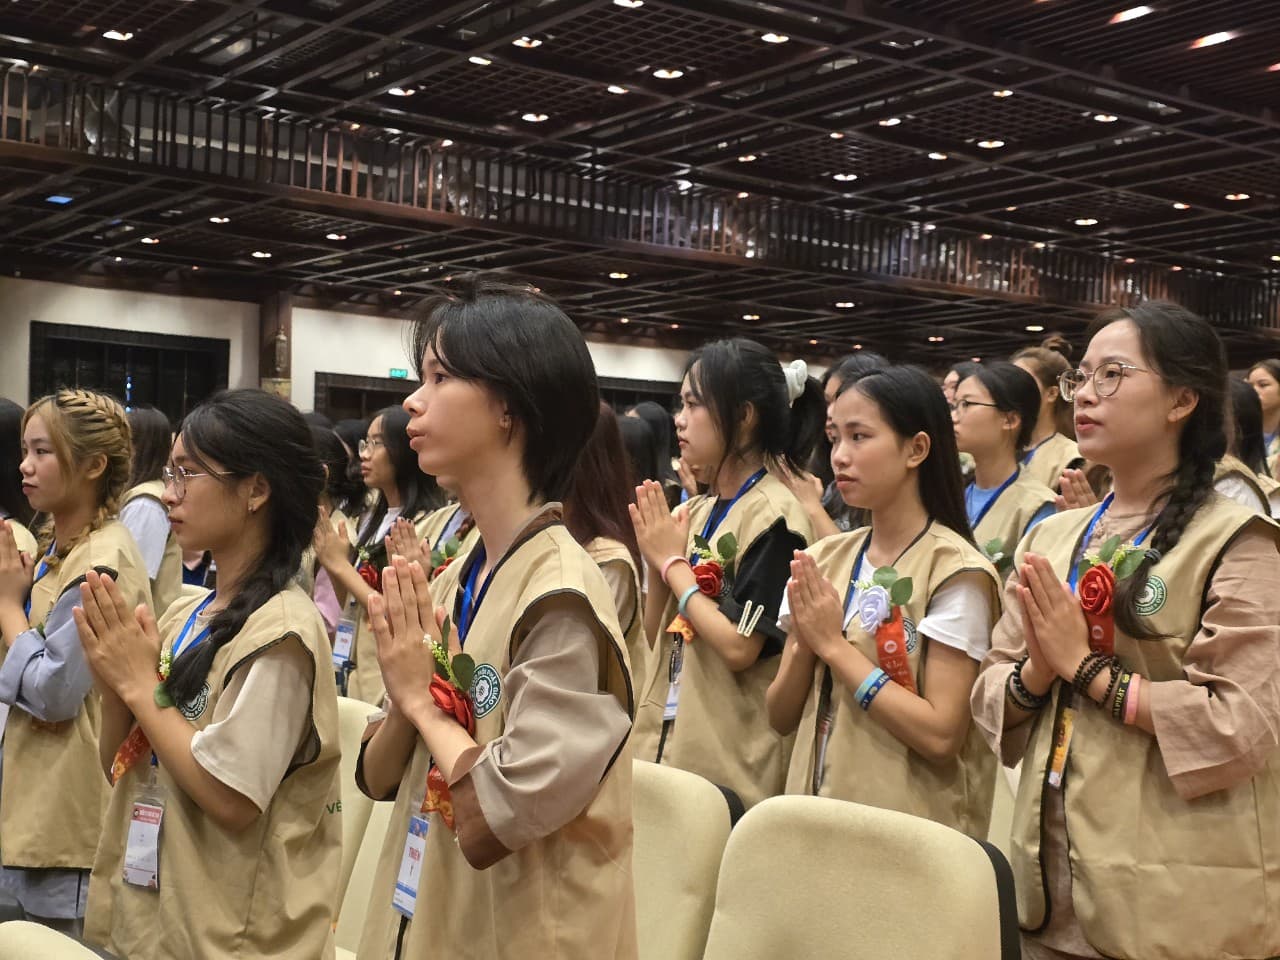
[1021,434,1054,465]
[172,592,217,659]
[457,546,490,645]
[693,468,766,561]
[22,542,56,619]
[842,534,873,620]
[966,468,1020,530]
[1066,494,1154,593]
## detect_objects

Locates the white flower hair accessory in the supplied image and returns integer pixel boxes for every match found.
[783,359,808,406]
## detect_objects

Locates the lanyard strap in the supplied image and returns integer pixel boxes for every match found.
[841,522,933,618]
[694,468,766,560]
[967,468,1021,531]
[172,592,217,659]
[457,546,490,646]
[1066,493,1155,592]
[1021,434,1054,465]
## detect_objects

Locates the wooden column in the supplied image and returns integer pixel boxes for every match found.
[259,290,293,400]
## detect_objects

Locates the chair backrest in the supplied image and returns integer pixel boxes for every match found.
[0,922,105,959]
[335,799,394,952]
[631,760,733,960]
[334,696,377,910]
[701,796,1019,960]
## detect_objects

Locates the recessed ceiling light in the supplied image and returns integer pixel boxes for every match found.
[652,68,683,79]
[971,356,982,362]
[613,0,644,7]
[1269,63,1280,73]
[1225,192,1250,201]
[742,313,760,320]
[208,216,230,224]
[512,36,542,48]
[113,256,123,262]
[1124,257,1136,264]
[609,271,630,279]
[1026,324,1045,332]
[737,191,750,198]
[191,265,199,271]
[992,89,1014,98]
[835,301,856,308]
[251,251,272,259]
[928,151,949,160]
[854,343,863,350]
[607,84,628,94]
[761,33,789,44]
[1093,113,1119,122]
[1110,6,1155,24]
[393,289,402,295]
[1170,265,1183,271]
[1272,255,1280,262]
[809,338,819,345]
[387,87,415,96]
[738,154,758,162]
[1074,218,1099,226]
[879,117,902,127]
[1006,205,1018,211]
[1173,202,1190,210]
[1190,31,1237,49]
[833,173,858,182]
[326,233,347,241]
[978,139,1005,149]
[829,131,845,139]
[670,323,681,330]
[521,112,549,122]
[140,237,159,244]
[439,139,454,147]
[102,30,134,42]
[45,194,74,205]
[468,55,492,66]
[928,335,945,343]
[923,223,936,231]
[980,233,993,240]
[1033,242,1047,249]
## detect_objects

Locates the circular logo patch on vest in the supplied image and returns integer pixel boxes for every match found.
[1135,575,1167,617]
[903,617,919,655]
[180,682,210,722]
[470,664,501,719]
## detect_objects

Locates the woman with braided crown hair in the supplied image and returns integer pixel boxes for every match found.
[0,389,150,933]
[971,302,1280,960]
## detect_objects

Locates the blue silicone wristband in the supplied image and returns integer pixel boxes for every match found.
[677,585,701,617]
[856,669,891,711]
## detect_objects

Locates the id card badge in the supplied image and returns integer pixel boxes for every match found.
[392,815,430,919]
[333,617,356,668]
[663,640,684,721]
[1047,707,1076,789]
[663,677,681,721]
[124,768,164,890]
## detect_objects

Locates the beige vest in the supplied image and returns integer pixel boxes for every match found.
[784,524,1001,837]
[585,537,646,695]
[83,585,341,960]
[346,510,433,705]
[972,468,1056,559]
[121,481,184,617]
[0,521,151,869]
[633,472,813,808]
[1022,432,1082,490]
[357,512,637,960]
[1008,497,1280,959]
[1214,455,1272,517]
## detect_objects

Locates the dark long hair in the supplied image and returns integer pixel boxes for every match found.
[619,416,661,494]
[810,352,888,484]
[1095,302,1228,640]
[0,398,32,525]
[565,402,642,570]
[1227,379,1268,476]
[164,390,325,706]
[686,338,825,476]
[127,406,173,488]
[841,366,974,544]
[1013,334,1076,438]
[961,361,1042,456]
[356,405,446,551]
[627,401,678,483]
[311,426,366,516]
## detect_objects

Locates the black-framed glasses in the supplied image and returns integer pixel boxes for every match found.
[1058,361,1149,402]
[358,438,385,457]
[161,464,231,501]
[949,399,1000,416]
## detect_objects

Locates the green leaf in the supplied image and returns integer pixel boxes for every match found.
[889,576,913,606]
[452,653,476,692]
[430,549,445,568]
[1074,559,1092,584]
[445,539,459,559]
[985,538,1006,557]
[440,615,452,646]
[153,684,174,709]
[716,532,738,559]
[1114,549,1146,581]
[1098,535,1123,564]
[693,535,711,553]
[872,566,898,588]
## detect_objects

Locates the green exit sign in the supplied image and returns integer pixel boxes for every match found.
[389,368,410,380]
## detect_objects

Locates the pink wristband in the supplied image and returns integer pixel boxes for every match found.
[661,555,691,585]
[1124,675,1141,725]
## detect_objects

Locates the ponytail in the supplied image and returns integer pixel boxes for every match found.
[782,375,825,474]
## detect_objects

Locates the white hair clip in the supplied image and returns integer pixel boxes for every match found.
[783,359,809,406]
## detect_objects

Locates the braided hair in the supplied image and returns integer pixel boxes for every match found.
[1096,303,1227,639]
[22,389,132,566]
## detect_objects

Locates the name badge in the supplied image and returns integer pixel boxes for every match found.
[333,618,356,668]
[1047,707,1076,789]
[663,677,681,721]
[123,801,164,889]
[392,815,429,919]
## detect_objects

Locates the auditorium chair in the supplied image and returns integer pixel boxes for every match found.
[0,921,109,959]
[334,695,378,909]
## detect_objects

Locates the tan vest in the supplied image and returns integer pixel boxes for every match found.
[121,481,184,617]
[346,510,433,705]
[1008,496,1280,959]
[0,521,150,869]
[1022,432,1082,490]
[83,585,341,960]
[633,472,813,809]
[972,468,1056,559]
[1214,455,1272,517]
[784,524,1001,837]
[3,518,37,557]
[357,512,637,960]
[585,537,645,695]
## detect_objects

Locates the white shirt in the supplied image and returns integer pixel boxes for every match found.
[120,496,170,578]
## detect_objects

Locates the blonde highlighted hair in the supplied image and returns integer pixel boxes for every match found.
[23,388,132,565]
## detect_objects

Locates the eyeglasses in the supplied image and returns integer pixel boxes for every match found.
[949,399,1000,416]
[1058,361,1149,402]
[162,464,232,501]
[358,438,385,457]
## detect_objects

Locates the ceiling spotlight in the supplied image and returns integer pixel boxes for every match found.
[1093,113,1119,122]
[1109,6,1155,24]
[1269,63,1280,73]
[1272,255,1280,262]
[738,154,758,162]
[1074,218,1099,226]
[613,0,644,7]
[45,194,74,205]
[512,36,543,48]
[1225,192,1250,201]
[1170,265,1183,271]
[468,55,492,66]
[737,191,750,198]
[833,173,858,182]
[835,301,856,308]
[1173,202,1190,210]
[439,139,454,147]
[1005,205,1018,211]
[619,317,630,324]
[992,89,1014,98]
[928,151,949,160]
[742,313,760,321]
[393,289,402,295]
[387,87,415,96]
[761,33,789,44]
[829,131,845,139]
[114,256,123,262]
[607,84,628,94]
[652,68,683,79]
[879,117,902,127]
[102,30,134,41]
[191,265,200,271]
[923,223,936,231]
[608,271,630,279]
[980,233,993,240]
[809,338,819,345]
[927,335,945,343]
[978,139,1005,149]
[670,323,681,330]
[208,216,230,224]
[140,237,159,244]
[1122,257,1136,264]
[326,233,347,241]
[251,251,272,259]
[1026,324,1045,332]
[1190,31,1237,49]
[521,112,549,122]
[1033,242,1047,249]
[971,357,982,362]
[854,343,863,350]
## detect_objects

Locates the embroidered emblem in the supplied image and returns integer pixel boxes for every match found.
[903,617,919,654]
[1135,575,1167,616]
[180,682,210,722]
[470,664,501,719]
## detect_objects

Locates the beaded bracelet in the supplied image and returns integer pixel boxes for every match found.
[1008,656,1052,710]
[1072,652,1112,697]
[1100,659,1124,709]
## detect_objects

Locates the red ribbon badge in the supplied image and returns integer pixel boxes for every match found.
[875,607,917,695]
